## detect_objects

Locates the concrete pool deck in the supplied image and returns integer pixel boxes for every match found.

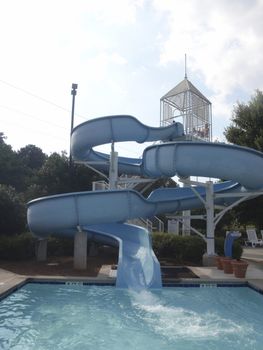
[1,247,263,296]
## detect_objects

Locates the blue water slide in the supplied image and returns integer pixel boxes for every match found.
[84,223,162,289]
[27,115,263,289]
[71,115,185,175]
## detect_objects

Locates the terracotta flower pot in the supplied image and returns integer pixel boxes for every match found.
[215,256,224,270]
[221,257,233,274]
[231,260,249,278]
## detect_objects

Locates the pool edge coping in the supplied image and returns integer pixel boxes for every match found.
[1,276,263,301]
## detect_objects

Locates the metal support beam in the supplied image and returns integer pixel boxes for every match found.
[177,218,206,240]
[215,191,263,198]
[205,181,215,256]
[84,162,109,180]
[214,195,251,227]
[179,178,207,187]
[69,83,78,168]
[166,214,206,220]
[182,177,191,236]
[190,185,206,205]
[109,141,118,190]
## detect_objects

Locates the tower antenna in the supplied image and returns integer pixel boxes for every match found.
[184,53,187,79]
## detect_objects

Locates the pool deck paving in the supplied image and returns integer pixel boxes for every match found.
[0,268,27,298]
[1,247,263,297]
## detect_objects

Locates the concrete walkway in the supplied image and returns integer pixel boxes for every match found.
[0,268,27,297]
[242,247,263,262]
[189,248,263,290]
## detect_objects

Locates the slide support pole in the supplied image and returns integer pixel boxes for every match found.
[203,181,216,266]
[109,141,118,190]
[182,177,191,235]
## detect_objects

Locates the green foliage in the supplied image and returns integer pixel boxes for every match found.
[0,233,36,260]
[0,233,75,261]
[224,90,263,228]
[0,142,25,191]
[0,135,102,236]
[0,185,26,235]
[35,152,71,196]
[152,233,206,264]
[47,236,74,256]
[17,144,47,170]
[224,90,263,151]
[28,152,101,199]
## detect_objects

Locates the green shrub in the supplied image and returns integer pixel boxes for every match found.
[181,236,206,263]
[0,232,36,260]
[0,185,26,235]
[47,236,74,256]
[0,233,76,260]
[152,233,206,264]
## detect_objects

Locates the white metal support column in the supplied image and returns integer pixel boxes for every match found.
[203,180,216,266]
[182,177,191,235]
[109,141,118,190]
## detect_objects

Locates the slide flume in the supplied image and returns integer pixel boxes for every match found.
[27,115,263,289]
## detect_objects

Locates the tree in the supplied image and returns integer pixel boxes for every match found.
[26,151,102,200]
[224,90,263,151]
[0,185,26,235]
[224,90,263,228]
[17,144,47,170]
[34,152,71,196]
[0,142,26,191]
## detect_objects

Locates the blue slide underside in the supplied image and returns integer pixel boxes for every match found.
[27,115,263,289]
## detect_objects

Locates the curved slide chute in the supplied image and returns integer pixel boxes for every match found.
[27,115,263,289]
[71,115,184,175]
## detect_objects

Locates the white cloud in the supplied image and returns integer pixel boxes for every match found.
[1,0,263,155]
[153,0,263,132]
[0,0,143,153]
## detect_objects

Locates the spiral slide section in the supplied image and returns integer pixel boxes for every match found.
[27,115,263,289]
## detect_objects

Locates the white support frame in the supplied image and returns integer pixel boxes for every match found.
[178,178,263,258]
[176,217,206,240]
[109,141,118,189]
[205,181,215,255]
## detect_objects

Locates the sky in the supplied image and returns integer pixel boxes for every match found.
[0,0,263,159]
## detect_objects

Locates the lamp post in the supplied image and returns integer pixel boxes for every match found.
[69,83,78,167]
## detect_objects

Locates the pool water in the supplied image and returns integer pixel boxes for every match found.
[0,284,263,350]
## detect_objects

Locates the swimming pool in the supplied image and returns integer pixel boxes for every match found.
[0,283,263,350]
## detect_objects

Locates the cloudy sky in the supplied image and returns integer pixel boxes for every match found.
[0,0,262,158]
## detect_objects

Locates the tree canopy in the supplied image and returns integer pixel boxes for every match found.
[17,144,46,170]
[224,90,263,228]
[0,185,25,235]
[0,137,102,235]
[224,90,263,151]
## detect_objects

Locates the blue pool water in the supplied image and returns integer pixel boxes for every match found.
[0,284,263,350]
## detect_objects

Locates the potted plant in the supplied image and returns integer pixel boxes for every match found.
[231,242,248,278]
[215,238,225,270]
[221,257,233,274]
[215,255,224,270]
[231,259,249,278]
